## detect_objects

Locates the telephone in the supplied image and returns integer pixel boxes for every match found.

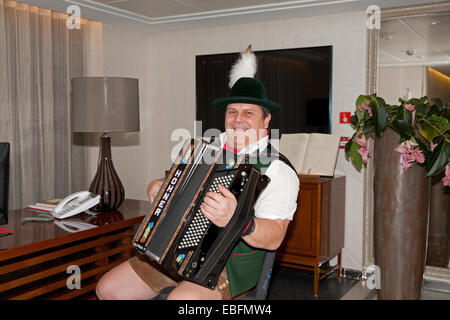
[51,191,100,219]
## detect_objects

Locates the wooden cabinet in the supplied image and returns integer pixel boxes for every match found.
[276,175,346,296]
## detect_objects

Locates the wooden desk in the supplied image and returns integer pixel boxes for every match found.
[276,175,346,297]
[0,199,148,300]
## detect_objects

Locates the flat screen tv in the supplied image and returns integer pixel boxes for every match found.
[0,142,10,225]
[196,46,332,137]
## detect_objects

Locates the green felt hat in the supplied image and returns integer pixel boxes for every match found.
[213,77,281,114]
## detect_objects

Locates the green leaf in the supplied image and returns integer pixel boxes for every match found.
[425,140,450,176]
[345,133,357,157]
[390,119,415,140]
[355,95,367,108]
[419,120,440,142]
[407,98,422,106]
[373,100,389,138]
[429,114,450,134]
[348,140,363,170]
[345,140,352,156]
[376,96,387,107]
[429,104,441,117]
[414,102,428,117]
[355,110,364,121]
[350,115,358,126]
[388,104,402,120]
[404,109,413,125]
[431,97,443,110]
[443,107,450,122]
[361,118,375,135]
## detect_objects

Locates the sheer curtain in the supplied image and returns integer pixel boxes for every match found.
[0,0,103,209]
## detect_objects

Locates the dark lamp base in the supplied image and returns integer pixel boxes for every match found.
[89,135,125,211]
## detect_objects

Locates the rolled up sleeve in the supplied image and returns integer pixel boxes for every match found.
[253,160,299,221]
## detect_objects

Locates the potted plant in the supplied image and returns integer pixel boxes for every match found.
[345,94,449,299]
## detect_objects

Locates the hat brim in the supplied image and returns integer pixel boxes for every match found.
[213,96,281,114]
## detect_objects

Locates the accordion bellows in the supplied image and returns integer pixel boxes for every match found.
[132,138,269,289]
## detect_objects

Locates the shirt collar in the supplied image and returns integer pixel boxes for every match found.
[219,132,269,156]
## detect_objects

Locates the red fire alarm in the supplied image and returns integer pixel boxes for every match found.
[340,112,351,124]
[340,136,350,149]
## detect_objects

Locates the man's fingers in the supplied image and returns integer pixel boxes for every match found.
[202,195,220,208]
[205,191,223,202]
[147,178,164,202]
[217,184,234,198]
[200,203,216,219]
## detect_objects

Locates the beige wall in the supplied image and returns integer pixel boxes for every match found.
[427,67,450,104]
[84,24,150,199]
[99,11,367,270]
[378,66,427,105]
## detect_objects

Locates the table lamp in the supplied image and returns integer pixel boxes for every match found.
[71,77,140,211]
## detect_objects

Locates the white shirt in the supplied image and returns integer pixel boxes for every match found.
[219,133,299,221]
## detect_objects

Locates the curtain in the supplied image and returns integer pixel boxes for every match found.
[0,0,103,209]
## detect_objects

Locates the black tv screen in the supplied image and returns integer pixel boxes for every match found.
[0,142,9,225]
[195,46,332,137]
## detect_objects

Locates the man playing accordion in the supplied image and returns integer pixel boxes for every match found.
[96,48,299,300]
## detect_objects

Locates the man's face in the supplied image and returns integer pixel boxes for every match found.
[224,103,271,151]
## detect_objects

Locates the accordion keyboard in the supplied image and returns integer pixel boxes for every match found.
[178,173,235,250]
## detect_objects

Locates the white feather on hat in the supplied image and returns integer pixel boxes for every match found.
[228,45,257,88]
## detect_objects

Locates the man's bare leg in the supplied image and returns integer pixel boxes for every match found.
[96,260,158,300]
[167,280,223,300]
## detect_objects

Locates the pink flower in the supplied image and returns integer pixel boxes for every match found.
[394,143,406,154]
[355,134,367,148]
[401,156,415,171]
[411,148,425,163]
[357,147,370,164]
[394,140,416,154]
[431,143,437,151]
[404,104,415,111]
[394,139,425,172]
[405,103,416,123]
[442,163,450,187]
[358,103,373,117]
[354,134,370,164]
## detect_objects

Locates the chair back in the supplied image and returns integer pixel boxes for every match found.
[240,250,276,300]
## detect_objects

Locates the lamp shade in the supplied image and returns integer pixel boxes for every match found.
[71,77,140,133]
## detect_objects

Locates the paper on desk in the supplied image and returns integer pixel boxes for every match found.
[0,228,13,236]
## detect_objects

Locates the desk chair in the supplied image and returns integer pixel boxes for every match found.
[153,250,276,300]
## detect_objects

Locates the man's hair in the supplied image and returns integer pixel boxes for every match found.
[260,106,270,119]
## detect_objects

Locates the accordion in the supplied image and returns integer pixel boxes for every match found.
[132,138,270,289]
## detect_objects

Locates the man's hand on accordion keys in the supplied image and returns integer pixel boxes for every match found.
[200,184,237,228]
